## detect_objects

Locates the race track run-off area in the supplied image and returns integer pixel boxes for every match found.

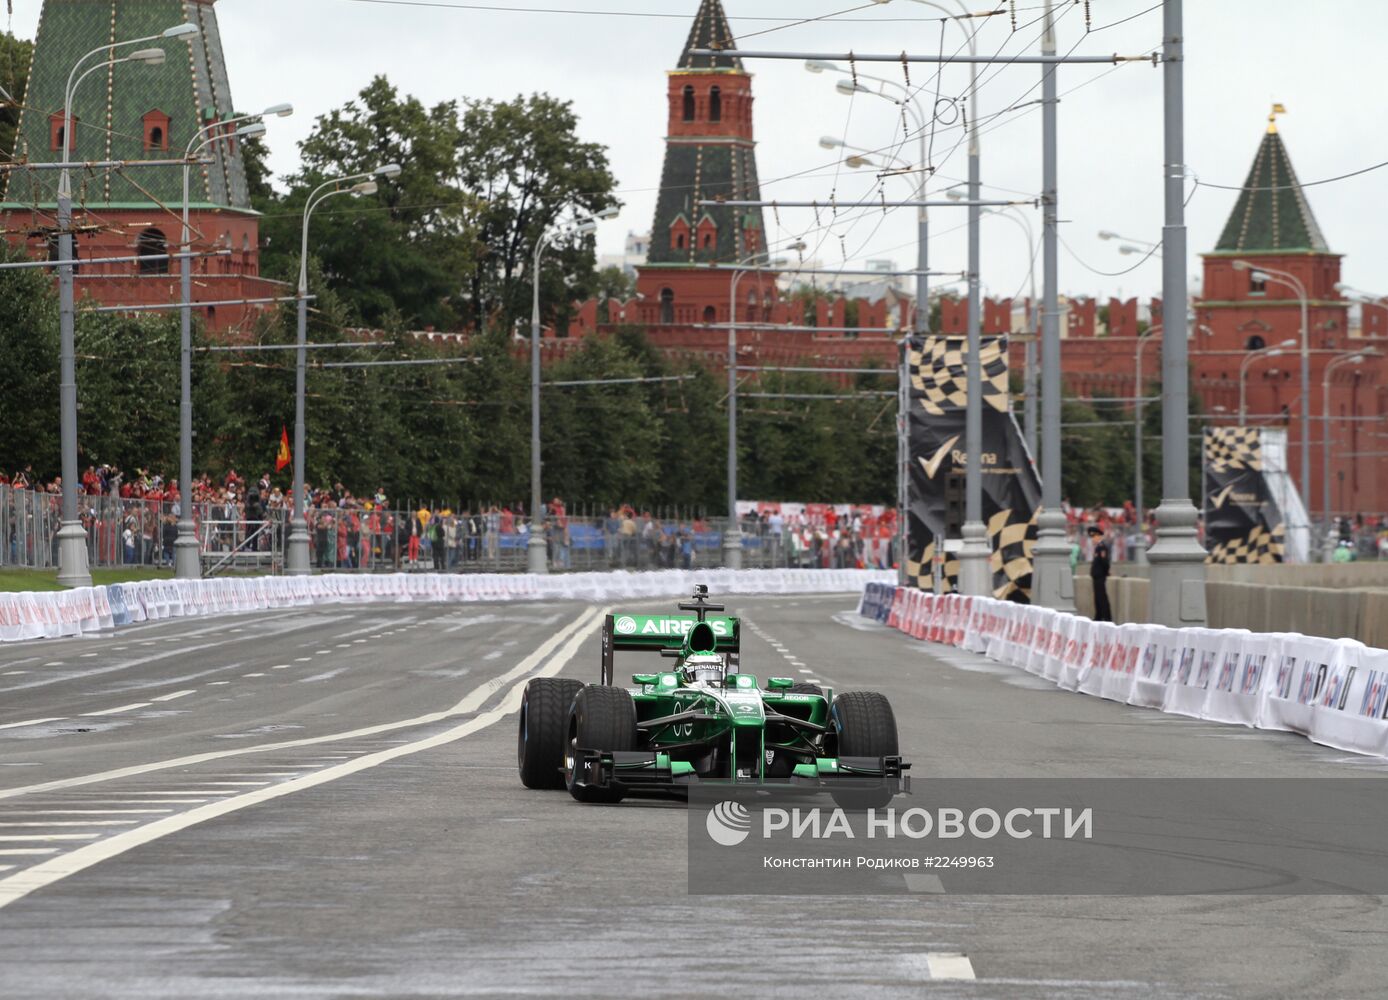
[0,594,1385,999]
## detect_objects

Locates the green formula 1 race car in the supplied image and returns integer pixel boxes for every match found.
[517,586,909,805]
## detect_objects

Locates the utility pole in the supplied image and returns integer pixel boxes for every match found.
[1146,0,1207,626]
[1031,0,1073,611]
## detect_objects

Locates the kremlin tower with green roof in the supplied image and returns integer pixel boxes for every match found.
[1,0,281,333]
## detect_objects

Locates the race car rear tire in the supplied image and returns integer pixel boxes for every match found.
[517,677,583,790]
[565,685,639,804]
[829,691,899,810]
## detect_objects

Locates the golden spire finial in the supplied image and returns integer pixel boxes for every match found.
[1268,102,1287,134]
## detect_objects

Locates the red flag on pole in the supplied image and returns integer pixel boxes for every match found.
[276,426,291,472]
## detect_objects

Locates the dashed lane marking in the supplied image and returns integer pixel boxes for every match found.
[0,834,101,842]
[0,605,607,910]
[151,690,196,703]
[243,673,266,678]
[0,821,139,827]
[0,718,66,731]
[0,607,602,806]
[294,657,312,663]
[0,849,58,856]
[271,665,291,670]
[81,703,151,717]
[925,953,976,980]
[0,810,174,816]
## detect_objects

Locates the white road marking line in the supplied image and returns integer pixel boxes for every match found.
[0,810,173,816]
[807,679,822,685]
[0,866,13,872]
[79,653,98,658]
[0,718,67,731]
[315,650,331,655]
[202,782,271,787]
[121,791,236,797]
[208,681,230,686]
[352,639,367,644]
[295,657,312,662]
[0,834,101,842]
[798,669,812,674]
[2,671,30,676]
[0,849,58,856]
[0,608,601,806]
[243,673,266,678]
[0,606,606,909]
[0,821,138,827]
[926,953,976,980]
[151,690,196,703]
[81,703,151,717]
[43,662,64,666]
[271,665,291,670]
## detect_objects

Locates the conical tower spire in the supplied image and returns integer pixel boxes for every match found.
[3,0,250,209]
[680,0,741,72]
[1214,113,1328,254]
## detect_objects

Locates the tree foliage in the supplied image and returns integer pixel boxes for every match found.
[0,29,33,160]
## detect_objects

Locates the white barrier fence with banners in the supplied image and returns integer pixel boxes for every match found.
[0,569,894,646]
[859,583,1388,759]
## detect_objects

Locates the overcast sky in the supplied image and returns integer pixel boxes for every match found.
[8,1,1384,302]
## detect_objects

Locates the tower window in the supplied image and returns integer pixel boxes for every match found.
[660,288,675,324]
[50,112,76,153]
[137,227,169,275]
[703,305,717,324]
[682,86,695,122]
[709,86,722,123]
[702,232,713,249]
[142,110,171,152]
[677,232,686,249]
[1246,335,1265,351]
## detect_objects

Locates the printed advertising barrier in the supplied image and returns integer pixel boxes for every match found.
[858,583,1388,759]
[0,569,893,645]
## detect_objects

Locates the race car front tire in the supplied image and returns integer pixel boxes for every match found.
[518,677,583,790]
[829,691,899,810]
[565,685,638,804]
[788,682,823,696]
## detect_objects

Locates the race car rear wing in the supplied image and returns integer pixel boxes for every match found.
[601,613,741,684]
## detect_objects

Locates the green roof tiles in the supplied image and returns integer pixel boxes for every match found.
[4,0,250,211]
[680,0,741,72]
[1214,128,1329,254]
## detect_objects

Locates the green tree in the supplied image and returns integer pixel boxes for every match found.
[457,93,618,334]
[0,244,59,477]
[0,29,33,160]
[263,76,476,331]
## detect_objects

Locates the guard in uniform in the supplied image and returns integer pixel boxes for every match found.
[1088,525,1112,622]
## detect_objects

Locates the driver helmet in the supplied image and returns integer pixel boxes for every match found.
[682,652,726,687]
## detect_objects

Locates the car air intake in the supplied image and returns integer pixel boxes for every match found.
[688,621,716,653]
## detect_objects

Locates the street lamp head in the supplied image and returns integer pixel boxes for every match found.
[1251,270,1272,284]
[1277,338,1297,348]
[350,180,378,196]
[236,122,267,140]
[805,60,839,74]
[945,188,965,202]
[574,220,598,236]
[129,48,167,65]
[835,79,867,96]
[819,136,845,150]
[844,155,874,170]
[1347,355,1365,365]
[263,103,294,118]
[593,205,620,221]
[1231,259,1251,271]
[374,163,403,179]
[162,23,200,39]
[1098,230,1118,241]
[1118,244,1144,256]
[1265,349,1283,359]
[784,241,808,253]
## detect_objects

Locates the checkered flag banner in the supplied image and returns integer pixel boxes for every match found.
[1205,426,1264,473]
[1208,522,1286,565]
[910,335,1011,417]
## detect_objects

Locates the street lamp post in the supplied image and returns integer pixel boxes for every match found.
[528,206,618,574]
[1237,339,1297,423]
[55,23,199,588]
[1321,349,1378,561]
[175,105,292,580]
[1131,329,1162,565]
[285,164,402,576]
[1233,261,1310,521]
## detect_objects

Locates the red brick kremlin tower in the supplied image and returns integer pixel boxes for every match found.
[633,0,778,329]
[1,0,283,333]
[1194,111,1387,517]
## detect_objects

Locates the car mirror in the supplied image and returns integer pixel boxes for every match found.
[766,677,794,690]
[632,673,658,687]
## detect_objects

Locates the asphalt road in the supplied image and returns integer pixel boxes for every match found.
[0,594,1385,999]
